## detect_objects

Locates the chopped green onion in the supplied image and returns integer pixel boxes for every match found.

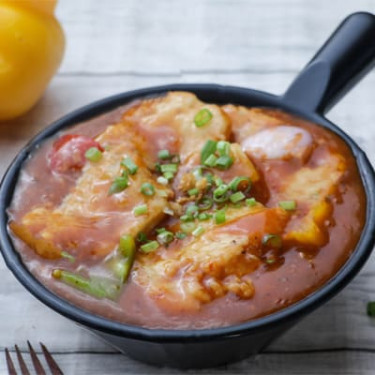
[121,157,138,175]
[192,226,205,237]
[262,234,282,248]
[367,301,375,317]
[201,140,217,164]
[229,176,252,193]
[230,191,246,203]
[108,175,129,195]
[246,198,257,207]
[140,240,159,253]
[158,149,171,160]
[213,176,223,186]
[85,147,102,162]
[176,232,187,240]
[215,155,234,170]
[193,167,203,180]
[52,270,120,300]
[204,172,214,185]
[60,251,75,263]
[194,108,213,127]
[213,184,229,202]
[279,200,297,211]
[180,214,193,222]
[137,232,148,243]
[204,154,217,167]
[155,227,166,234]
[119,234,135,257]
[160,164,178,173]
[154,162,162,172]
[217,141,230,156]
[198,197,213,211]
[185,204,199,216]
[198,212,210,221]
[140,183,155,196]
[157,230,174,245]
[163,172,174,180]
[157,176,169,185]
[181,222,196,233]
[266,257,276,265]
[188,188,199,196]
[133,204,148,216]
[214,209,226,224]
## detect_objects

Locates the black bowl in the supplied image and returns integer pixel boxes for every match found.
[1,13,375,369]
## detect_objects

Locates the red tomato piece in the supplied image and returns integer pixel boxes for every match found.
[48,134,103,173]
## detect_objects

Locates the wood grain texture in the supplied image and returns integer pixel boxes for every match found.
[0,0,374,373]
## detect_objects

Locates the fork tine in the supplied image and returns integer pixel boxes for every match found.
[14,345,30,375]
[27,341,46,375]
[40,343,63,375]
[5,348,17,375]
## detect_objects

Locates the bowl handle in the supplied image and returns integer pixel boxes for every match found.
[282,12,375,114]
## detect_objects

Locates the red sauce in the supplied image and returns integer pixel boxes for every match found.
[7,98,366,330]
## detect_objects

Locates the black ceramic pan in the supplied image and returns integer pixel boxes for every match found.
[1,12,375,369]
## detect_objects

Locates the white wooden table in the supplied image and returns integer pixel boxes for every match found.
[1,0,375,373]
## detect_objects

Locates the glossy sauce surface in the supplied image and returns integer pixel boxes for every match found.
[8,93,366,329]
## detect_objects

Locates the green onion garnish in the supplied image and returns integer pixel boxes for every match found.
[262,234,282,248]
[201,140,217,164]
[246,198,257,207]
[194,108,213,127]
[230,191,246,203]
[193,167,203,180]
[198,197,213,211]
[213,184,229,202]
[119,234,135,257]
[188,188,199,196]
[180,214,193,222]
[367,301,375,317]
[140,183,155,196]
[137,232,148,243]
[181,222,196,233]
[108,175,129,195]
[204,154,217,167]
[121,156,138,175]
[217,141,230,156]
[157,230,174,245]
[214,209,226,224]
[198,212,210,221]
[215,155,234,170]
[60,251,75,263]
[176,232,187,240]
[185,204,199,216]
[157,176,169,186]
[133,204,148,216]
[229,176,252,193]
[163,172,174,180]
[140,240,159,253]
[213,176,223,186]
[85,147,102,162]
[158,149,171,160]
[192,226,205,237]
[279,200,297,211]
[160,164,178,173]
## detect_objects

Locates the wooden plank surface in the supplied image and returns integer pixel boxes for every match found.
[0,0,375,374]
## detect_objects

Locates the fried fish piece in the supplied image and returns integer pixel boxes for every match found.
[134,206,289,312]
[10,123,171,259]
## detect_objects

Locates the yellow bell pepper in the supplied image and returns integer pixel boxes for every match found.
[0,0,65,120]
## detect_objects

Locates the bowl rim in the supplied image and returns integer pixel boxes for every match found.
[1,83,375,342]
